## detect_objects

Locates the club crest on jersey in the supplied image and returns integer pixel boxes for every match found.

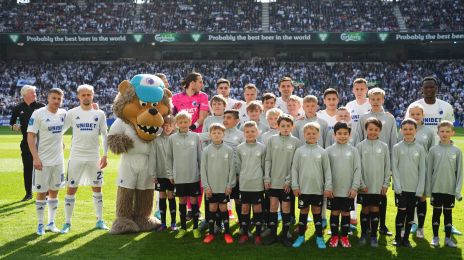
[192,100,198,106]
[439,109,443,115]
[94,115,99,122]
[28,118,34,125]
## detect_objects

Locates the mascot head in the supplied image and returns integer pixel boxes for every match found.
[113,74,172,141]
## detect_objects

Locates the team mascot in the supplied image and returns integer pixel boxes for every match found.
[107,74,172,234]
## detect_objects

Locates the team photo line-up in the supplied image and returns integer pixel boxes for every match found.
[9,73,462,249]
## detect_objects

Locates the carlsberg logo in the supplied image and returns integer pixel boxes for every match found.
[340,32,362,42]
[9,34,19,43]
[133,34,143,43]
[154,33,176,43]
[378,33,389,41]
[191,33,201,42]
[318,33,328,41]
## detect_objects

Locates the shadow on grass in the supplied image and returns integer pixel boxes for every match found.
[0,229,94,259]
[0,200,34,216]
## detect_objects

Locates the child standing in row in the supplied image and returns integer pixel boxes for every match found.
[166,112,202,239]
[292,122,332,249]
[326,121,361,248]
[201,123,236,244]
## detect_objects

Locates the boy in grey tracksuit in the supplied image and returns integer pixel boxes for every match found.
[264,114,300,246]
[166,112,202,238]
[200,123,235,244]
[353,87,397,236]
[153,115,177,230]
[291,122,332,249]
[402,103,434,236]
[392,119,426,248]
[236,121,267,245]
[426,121,463,248]
[293,95,328,148]
[356,117,391,247]
[326,121,361,248]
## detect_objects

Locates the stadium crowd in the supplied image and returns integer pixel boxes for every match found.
[1,0,464,33]
[1,59,463,125]
[398,0,464,32]
[269,0,398,32]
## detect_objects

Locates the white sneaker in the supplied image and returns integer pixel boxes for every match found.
[416,228,424,239]
[46,223,60,233]
[401,228,405,238]
[430,236,440,247]
[445,237,457,248]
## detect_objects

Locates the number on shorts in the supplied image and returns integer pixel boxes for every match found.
[97,171,103,180]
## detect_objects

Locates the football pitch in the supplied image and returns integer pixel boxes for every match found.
[0,127,463,259]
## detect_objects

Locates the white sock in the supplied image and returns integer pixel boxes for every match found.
[47,198,58,225]
[350,198,358,220]
[93,192,103,221]
[228,200,233,211]
[36,200,46,226]
[155,191,160,211]
[64,195,76,224]
[322,198,327,219]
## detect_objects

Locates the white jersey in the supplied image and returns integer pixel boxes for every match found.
[238,100,263,126]
[276,97,288,113]
[64,106,108,161]
[317,110,337,129]
[406,98,455,144]
[276,97,304,115]
[345,99,371,123]
[226,97,240,110]
[27,106,66,166]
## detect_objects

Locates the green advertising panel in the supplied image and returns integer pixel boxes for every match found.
[2,32,463,45]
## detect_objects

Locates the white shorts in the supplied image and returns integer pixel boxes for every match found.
[116,154,154,190]
[33,164,65,193]
[66,160,103,188]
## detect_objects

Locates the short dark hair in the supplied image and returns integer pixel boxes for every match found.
[262,92,276,103]
[334,121,351,134]
[421,76,438,86]
[224,110,239,119]
[401,118,417,129]
[323,88,339,99]
[277,114,294,126]
[210,95,227,107]
[364,117,382,131]
[49,88,64,96]
[279,76,293,86]
[246,101,263,112]
[216,78,230,87]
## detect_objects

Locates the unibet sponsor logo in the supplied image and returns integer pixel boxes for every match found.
[378,33,389,42]
[340,32,363,42]
[154,33,176,43]
[191,33,201,42]
[133,34,143,43]
[9,34,19,43]
[318,33,328,42]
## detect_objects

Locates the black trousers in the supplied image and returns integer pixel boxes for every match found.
[21,151,33,195]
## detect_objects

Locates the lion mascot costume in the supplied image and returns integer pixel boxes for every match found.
[107,74,172,234]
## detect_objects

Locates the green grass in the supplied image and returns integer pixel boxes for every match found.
[1,127,463,259]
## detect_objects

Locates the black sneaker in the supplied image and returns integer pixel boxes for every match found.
[186,211,192,221]
[263,235,278,245]
[21,194,33,202]
[402,239,412,248]
[379,226,393,236]
[281,235,293,247]
[393,237,402,247]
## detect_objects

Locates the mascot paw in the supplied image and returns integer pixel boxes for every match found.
[134,216,161,232]
[108,134,134,154]
[109,217,140,234]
